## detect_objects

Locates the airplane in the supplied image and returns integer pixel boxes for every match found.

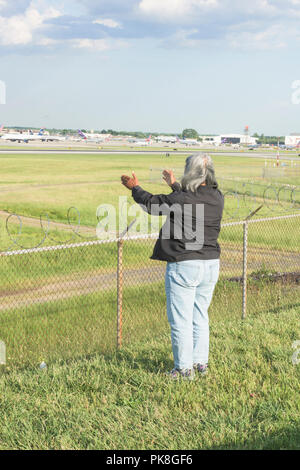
[77,129,111,143]
[35,128,66,142]
[212,137,228,147]
[130,135,152,146]
[44,134,66,142]
[1,128,46,142]
[155,135,177,144]
[175,136,199,146]
[285,140,300,150]
[1,128,65,142]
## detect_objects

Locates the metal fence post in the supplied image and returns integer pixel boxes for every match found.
[242,221,248,320]
[117,238,124,349]
[242,204,264,320]
[116,218,136,349]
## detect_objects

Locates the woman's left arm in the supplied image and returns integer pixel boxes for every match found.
[131,185,182,214]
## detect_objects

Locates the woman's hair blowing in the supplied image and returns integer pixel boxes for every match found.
[181,153,218,192]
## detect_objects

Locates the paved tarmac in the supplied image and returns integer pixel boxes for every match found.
[0,148,299,160]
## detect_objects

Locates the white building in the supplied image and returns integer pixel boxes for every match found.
[201,136,217,145]
[202,134,257,146]
[285,134,300,146]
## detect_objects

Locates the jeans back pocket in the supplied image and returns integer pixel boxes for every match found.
[172,261,202,287]
[208,260,220,284]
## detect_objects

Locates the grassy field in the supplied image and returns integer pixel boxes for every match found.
[0,151,299,368]
[0,151,299,251]
[0,269,298,368]
[0,304,299,450]
[0,150,299,450]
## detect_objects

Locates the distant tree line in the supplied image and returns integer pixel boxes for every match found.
[99,128,202,140]
[4,127,286,144]
[60,128,202,139]
[252,133,285,145]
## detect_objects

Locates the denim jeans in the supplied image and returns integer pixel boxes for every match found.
[165,259,220,370]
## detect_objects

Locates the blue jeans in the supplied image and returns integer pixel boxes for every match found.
[165,259,220,370]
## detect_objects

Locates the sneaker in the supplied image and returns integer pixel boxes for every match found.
[193,363,208,375]
[167,368,195,381]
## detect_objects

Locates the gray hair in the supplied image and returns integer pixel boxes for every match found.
[181,153,218,192]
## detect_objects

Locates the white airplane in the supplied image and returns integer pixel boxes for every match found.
[43,133,66,142]
[176,136,199,146]
[285,141,300,150]
[1,128,65,142]
[77,129,111,143]
[1,128,44,142]
[130,135,152,146]
[156,135,177,144]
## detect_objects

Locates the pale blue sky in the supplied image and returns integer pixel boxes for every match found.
[0,0,299,135]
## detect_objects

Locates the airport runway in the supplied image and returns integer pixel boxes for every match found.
[0,148,299,160]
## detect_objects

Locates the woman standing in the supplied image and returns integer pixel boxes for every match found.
[121,153,224,380]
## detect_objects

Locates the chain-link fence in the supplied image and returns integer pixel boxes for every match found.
[242,214,300,317]
[150,169,300,223]
[0,213,299,369]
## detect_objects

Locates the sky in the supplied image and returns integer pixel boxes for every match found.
[0,0,300,135]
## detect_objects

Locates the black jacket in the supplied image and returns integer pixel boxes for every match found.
[132,181,224,262]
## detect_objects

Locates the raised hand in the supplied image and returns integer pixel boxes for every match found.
[121,171,139,189]
[162,169,176,187]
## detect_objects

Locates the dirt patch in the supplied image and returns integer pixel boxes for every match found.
[0,265,166,312]
[0,244,299,312]
[228,271,300,284]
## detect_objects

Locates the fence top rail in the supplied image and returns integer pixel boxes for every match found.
[246,213,300,224]
[0,233,159,257]
[0,212,299,257]
[219,212,300,228]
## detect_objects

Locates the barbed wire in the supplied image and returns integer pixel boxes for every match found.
[2,207,98,253]
[223,184,299,218]
[1,179,299,252]
[149,169,300,218]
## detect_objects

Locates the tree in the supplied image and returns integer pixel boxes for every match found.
[182,128,199,140]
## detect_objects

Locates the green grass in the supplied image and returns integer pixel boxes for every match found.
[0,150,298,252]
[0,214,298,291]
[0,150,299,450]
[0,151,298,212]
[1,274,298,369]
[0,209,298,370]
[0,151,298,372]
[0,304,299,450]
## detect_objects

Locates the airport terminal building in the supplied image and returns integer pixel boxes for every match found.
[202,134,257,145]
[285,134,300,146]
